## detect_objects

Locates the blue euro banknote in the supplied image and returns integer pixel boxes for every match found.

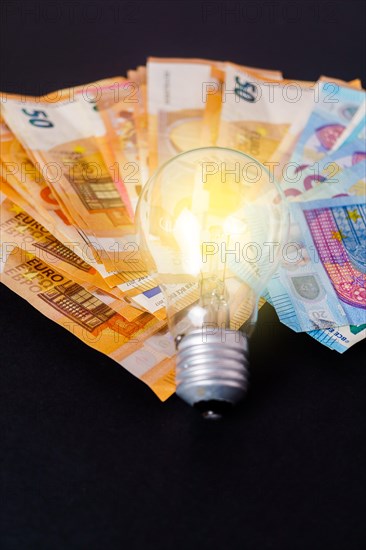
[264,291,366,352]
[297,159,366,202]
[286,129,366,199]
[290,82,365,166]
[267,195,366,332]
[307,323,366,353]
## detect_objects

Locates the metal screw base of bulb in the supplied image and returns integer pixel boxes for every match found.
[176,329,249,417]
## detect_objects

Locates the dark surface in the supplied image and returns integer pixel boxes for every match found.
[1,1,366,548]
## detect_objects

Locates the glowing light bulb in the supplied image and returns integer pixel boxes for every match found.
[137,147,288,418]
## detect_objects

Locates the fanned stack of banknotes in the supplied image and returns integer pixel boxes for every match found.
[1,58,365,401]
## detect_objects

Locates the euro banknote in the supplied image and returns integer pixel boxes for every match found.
[0,92,146,273]
[127,66,150,194]
[264,290,366,353]
[270,78,363,173]
[1,246,175,401]
[307,323,366,353]
[285,121,366,199]
[268,195,366,332]
[298,160,366,202]
[146,58,281,167]
[0,115,152,291]
[0,115,98,260]
[0,155,156,303]
[95,78,143,211]
[0,197,164,322]
[330,99,365,150]
[200,62,283,147]
[0,196,149,317]
[290,81,365,165]
[0,95,118,253]
[147,57,215,171]
[216,63,316,164]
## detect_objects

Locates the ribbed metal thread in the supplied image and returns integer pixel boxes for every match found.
[176,329,249,407]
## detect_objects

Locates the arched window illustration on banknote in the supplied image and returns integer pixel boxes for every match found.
[50,142,132,226]
[34,235,91,272]
[39,281,116,332]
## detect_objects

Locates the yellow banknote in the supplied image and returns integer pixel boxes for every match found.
[201,63,283,147]
[216,63,315,164]
[1,246,176,401]
[0,197,154,322]
[0,197,114,291]
[1,93,147,272]
[0,116,95,257]
[0,173,57,239]
[0,123,135,283]
[147,57,220,172]
[0,165,149,293]
[127,67,150,190]
[94,77,143,211]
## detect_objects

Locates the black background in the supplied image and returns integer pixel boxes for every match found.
[1,1,366,548]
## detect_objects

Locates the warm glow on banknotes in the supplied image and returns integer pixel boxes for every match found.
[1,57,365,401]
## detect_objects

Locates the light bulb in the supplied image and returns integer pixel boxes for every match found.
[137,147,288,418]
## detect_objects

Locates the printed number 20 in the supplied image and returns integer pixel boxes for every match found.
[22,109,54,128]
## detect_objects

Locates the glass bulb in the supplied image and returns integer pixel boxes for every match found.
[137,147,288,417]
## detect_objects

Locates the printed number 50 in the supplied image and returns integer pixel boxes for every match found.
[22,108,54,128]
